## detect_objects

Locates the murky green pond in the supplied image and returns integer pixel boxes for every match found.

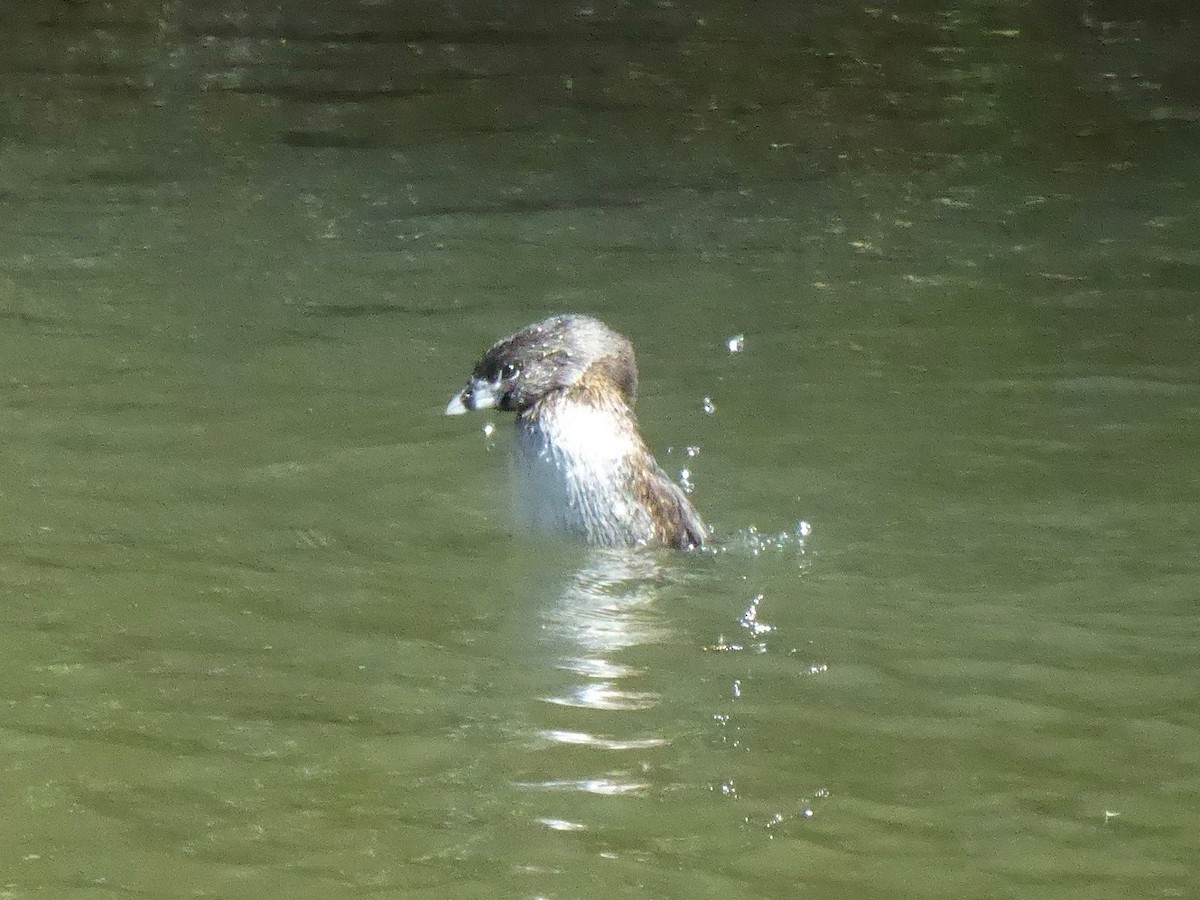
[2,0,1198,896]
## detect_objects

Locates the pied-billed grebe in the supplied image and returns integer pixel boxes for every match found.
[445,314,707,550]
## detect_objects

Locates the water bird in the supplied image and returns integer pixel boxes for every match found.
[445,314,707,550]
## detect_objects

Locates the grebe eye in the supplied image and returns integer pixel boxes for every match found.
[500,362,519,380]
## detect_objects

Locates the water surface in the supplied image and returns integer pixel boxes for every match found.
[2,0,1198,896]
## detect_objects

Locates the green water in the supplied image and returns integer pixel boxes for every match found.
[2,0,1198,896]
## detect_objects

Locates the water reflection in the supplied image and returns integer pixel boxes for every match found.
[541,550,669,699]
[538,548,672,719]
[498,547,697,815]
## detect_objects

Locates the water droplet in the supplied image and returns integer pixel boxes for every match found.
[738,593,774,636]
[796,520,812,538]
[726,333,745,353]
[685,445,700,458]
[482,421,495,437]
[701,396,716,415]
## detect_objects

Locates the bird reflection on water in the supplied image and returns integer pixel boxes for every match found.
[510,548,695,804]
[539,548,675,715]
